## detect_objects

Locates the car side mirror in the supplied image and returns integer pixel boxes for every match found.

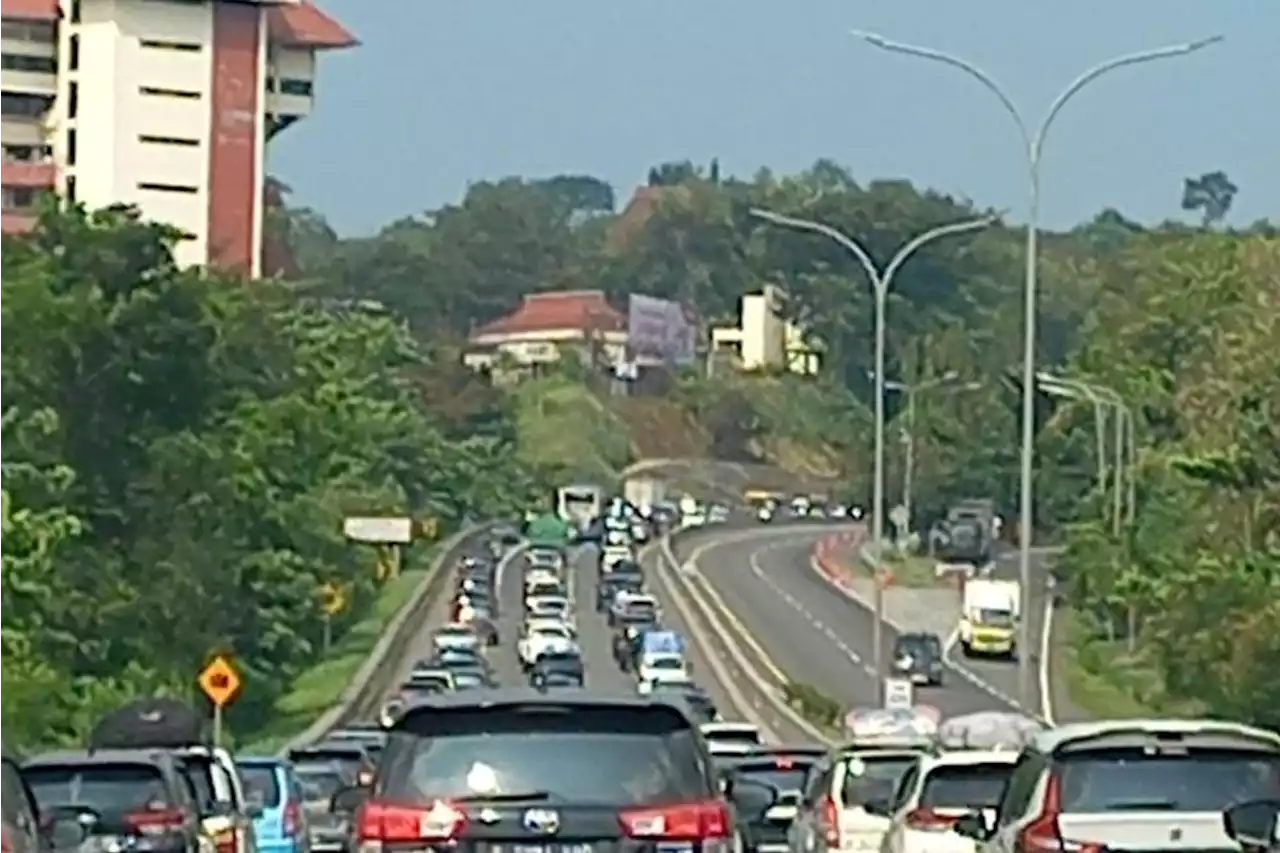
[1223,799,1280,848]
[952,811,993,841]
[330,786,369,815]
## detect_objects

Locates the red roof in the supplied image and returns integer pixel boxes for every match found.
[267,2,357,50]
[472,291,625,340]
[1,0,57,21]
[2,162,56,188]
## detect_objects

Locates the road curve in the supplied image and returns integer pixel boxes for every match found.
[682,530,1013,719]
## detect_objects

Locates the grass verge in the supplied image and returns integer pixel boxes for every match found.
[1060,609,1204,719]
[879,551,943,588]
[239,570,424,754]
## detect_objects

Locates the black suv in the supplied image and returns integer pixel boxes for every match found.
[332,689,778,853]
[890,632,945,686]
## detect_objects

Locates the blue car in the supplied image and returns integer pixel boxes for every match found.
[236,757,308,853]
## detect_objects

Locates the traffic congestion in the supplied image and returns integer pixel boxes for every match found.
[3,486,1277,853]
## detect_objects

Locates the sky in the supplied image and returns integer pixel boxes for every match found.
[270,0,1278,236]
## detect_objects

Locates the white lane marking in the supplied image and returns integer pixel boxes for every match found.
[747,545,874,677]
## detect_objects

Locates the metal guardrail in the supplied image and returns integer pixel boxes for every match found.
[277,521,494,754]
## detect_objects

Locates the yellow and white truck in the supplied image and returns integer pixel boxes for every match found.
[958,578,1020,659]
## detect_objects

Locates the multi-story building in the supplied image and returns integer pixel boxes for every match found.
[1,0,354,277]
[711,284,822,375]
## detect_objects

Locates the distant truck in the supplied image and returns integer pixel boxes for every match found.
[939,498,996,564]
[958,578,1020,659]
[557,484,602,537]
[623,478,665,518]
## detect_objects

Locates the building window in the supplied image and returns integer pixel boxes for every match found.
[278,79,313,97]
[1,92,49,117]
[66,128,76,166]
[71,0,82,23]
[1,54,58,74]
[139,38,202,52]
[139,85,201,100]
[67,81,78,118]
[68,34,80,70]
[137,181,198,195]
[2,187,38,211]
[1,22,56,42]
[65,174,76,204]
[139,134,200,147]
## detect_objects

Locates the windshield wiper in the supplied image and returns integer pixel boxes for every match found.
[453,791,555,804]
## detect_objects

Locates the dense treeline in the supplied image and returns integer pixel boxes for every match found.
[279,160,1277,722]
[1,207,545,748]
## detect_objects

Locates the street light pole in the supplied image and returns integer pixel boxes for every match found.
[1038,372,1130,532]
[851,31,1223,707]
[885,371,980,536]
[751,208,995,684]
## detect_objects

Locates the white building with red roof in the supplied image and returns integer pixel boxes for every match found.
[1,0,355,278]
[464,290,629,376]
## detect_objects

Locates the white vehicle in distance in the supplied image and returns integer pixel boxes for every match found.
[700,721,762,750]
[526,595,572,624]
[525,547,565,571]
[875,750,1019,853]
[524,576,566,602]
[517,620,577,668]
[432,623,479,653]
[600,544,633,570]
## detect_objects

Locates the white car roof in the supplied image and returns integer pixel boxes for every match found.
[527,620,572,634]
[707,741,757,756]
[919,749,1020,769]
[938,712,1045,752]
[701,721,761,738]
[1030,718,1280,754]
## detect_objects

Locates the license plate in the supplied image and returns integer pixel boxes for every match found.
[497,845,593,853]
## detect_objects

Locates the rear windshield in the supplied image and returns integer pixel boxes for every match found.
[291,750,365,774]
[622,606,657,622]
[237,764,282,808]
[382,706,705,804]
[919,763,1011,810]
[295,768,345,807]
[732,763,814,794]
[1057,748,1280,812]
[25,764,168,816]
[841,755,918,806]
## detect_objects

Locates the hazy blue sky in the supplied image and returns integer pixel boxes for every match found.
[272,0,1277,235]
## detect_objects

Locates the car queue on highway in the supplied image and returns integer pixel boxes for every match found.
[3,488,1278,853]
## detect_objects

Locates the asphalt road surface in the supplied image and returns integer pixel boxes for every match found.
[682,530,1018,718]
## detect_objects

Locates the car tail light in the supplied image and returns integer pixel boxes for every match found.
[355,800,467,853]
[903,808,956,832]
[125,808,186,835]
[2,827,12,853]
[1017,774,1105,853]
[819,795,841,847]
[283,800,301,838]
[618,799,730,841]
[213,829,237,853]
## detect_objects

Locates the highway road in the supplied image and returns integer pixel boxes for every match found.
[680,529,1019,719]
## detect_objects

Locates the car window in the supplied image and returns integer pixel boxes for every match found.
[1056,748,1280,813]
[888,763,920,812]
[2,760,36,828]
[382,705,706,805]
[237,764,281,809]
[919,762,1012,809]
[294,768,345,809]
[24,764,170,817]
[731,762,816,795]
[995,752,1045,827]
[839,755,917,807]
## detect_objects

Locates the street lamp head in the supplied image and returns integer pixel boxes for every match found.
[849,29,889,48]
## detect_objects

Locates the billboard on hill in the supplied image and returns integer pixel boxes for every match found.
[627,294,697,366]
